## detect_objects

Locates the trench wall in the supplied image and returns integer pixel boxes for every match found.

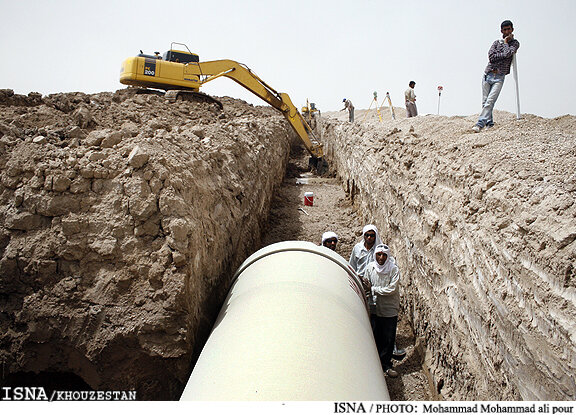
[0,91,293,399]
[320,114,576,400]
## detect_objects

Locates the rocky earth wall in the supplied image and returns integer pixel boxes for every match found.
[0,89,294,399]
[321,111,576,400]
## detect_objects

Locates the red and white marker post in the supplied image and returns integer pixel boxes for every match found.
[437,85,443,115]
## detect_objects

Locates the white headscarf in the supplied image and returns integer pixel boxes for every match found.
[373,244,394,274]
[362,224,383,247]
[321,231,338,245]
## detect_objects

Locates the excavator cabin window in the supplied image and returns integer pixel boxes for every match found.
[163,51,199,64]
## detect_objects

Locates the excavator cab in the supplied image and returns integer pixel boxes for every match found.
[163,50,199,64]
[120,43,202,91]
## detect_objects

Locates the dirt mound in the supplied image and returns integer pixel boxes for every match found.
[0,89,295,399]
[0,89,44,107]
[321,110,576,400]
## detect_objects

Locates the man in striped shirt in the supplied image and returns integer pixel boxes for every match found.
[472,20,520,132]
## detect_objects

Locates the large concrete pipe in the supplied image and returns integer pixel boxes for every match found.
[180,241,390,401]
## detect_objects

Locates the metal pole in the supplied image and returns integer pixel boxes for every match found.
[386,92,395,120]
[437,86,443,115]
[512,54,521,120]
[373,91,383,122]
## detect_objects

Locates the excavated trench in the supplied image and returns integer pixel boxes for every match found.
[1,90,575,400]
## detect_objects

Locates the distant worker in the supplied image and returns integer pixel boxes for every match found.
[404,81,417,118]
[341,98,355,122]
[365,244,401,378]
[349,225,382,279]
[472,20,520,132]
[321,231,338,251]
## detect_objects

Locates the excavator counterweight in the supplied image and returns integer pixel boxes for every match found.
[120,43,325,170]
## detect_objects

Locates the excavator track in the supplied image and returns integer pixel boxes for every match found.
[121,87,165,98]
[164,90,223,110]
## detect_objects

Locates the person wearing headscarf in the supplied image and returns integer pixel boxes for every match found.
[349,224,382,278]
[365,243,401,378]
[320,231,338,251]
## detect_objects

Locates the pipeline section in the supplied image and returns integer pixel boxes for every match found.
[180,241,390,401]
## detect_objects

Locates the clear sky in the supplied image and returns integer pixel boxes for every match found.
[1,0,574,118]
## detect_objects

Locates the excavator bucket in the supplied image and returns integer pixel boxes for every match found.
[309,157,329,175]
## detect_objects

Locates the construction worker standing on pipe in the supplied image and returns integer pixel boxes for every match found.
[472,20,520,132]
[341,98,355,122]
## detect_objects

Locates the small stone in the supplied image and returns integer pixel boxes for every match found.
[101,131,123,148]
[191,127,205,139]
[173,252,187,267]
[128,146,149,168]
[72,105,93,129]
[33,135,47,144]
[52,175,71,192]
[88,151,107,161]
[84,130,108,147]
[68,126,86,139]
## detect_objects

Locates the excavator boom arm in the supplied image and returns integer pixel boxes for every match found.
[191,60,323,158]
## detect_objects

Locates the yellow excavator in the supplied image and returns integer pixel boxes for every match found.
[120,43,326,171]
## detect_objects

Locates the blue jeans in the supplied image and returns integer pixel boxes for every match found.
[476,72,505,128]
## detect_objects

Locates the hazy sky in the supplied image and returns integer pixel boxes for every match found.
[1,0,574,118]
